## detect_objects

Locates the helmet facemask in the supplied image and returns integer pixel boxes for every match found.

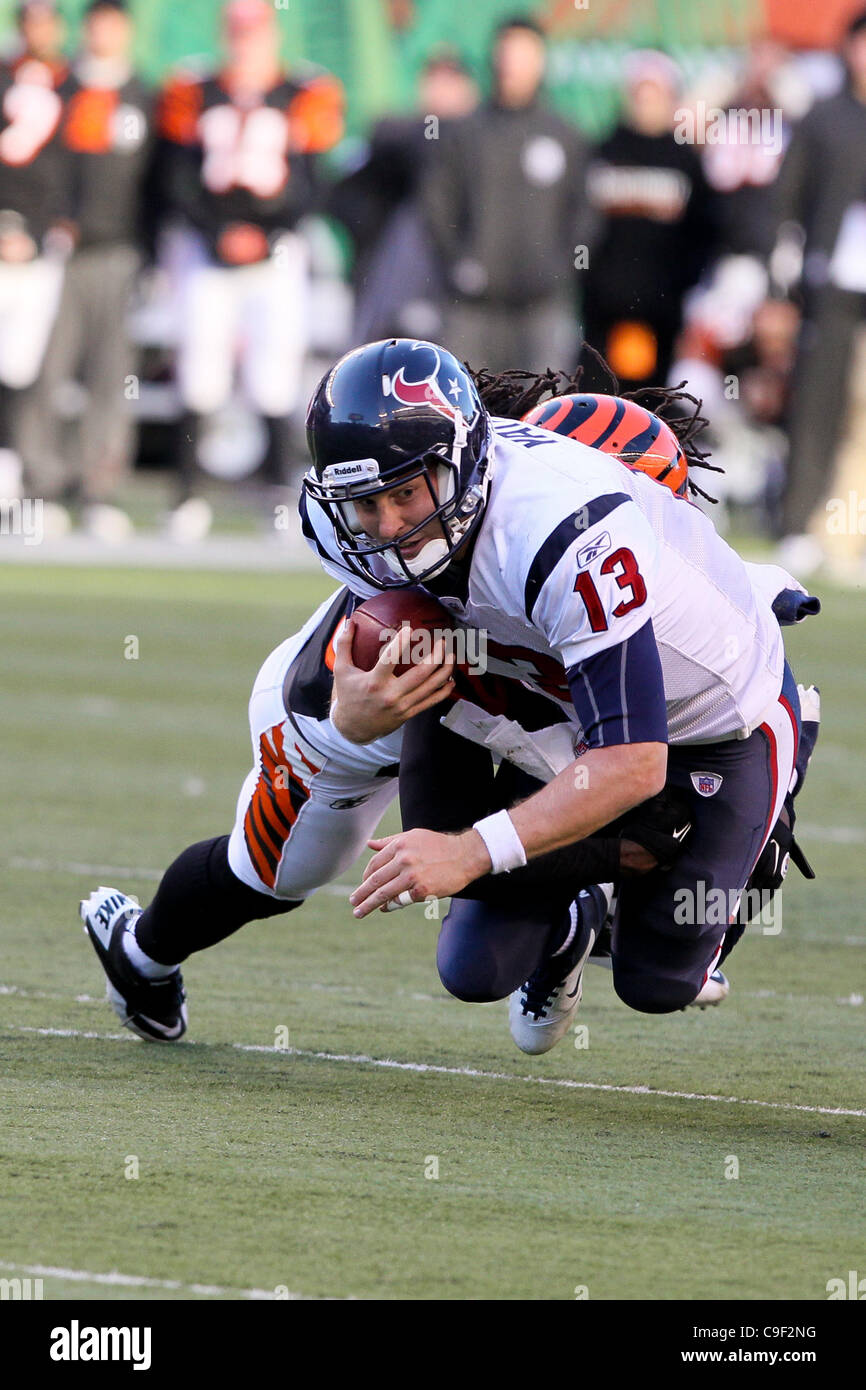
[305,437,492,588]
[304,337,494,588]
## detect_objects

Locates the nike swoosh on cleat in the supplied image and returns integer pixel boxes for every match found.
[139,1017,185,1039]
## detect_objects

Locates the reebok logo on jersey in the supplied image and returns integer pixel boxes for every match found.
[691,771,723,797]
[576,531,611,567]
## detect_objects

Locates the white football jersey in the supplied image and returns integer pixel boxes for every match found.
[301,416,785,745]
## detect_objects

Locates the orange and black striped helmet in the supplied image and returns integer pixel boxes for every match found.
[522,393,689,498]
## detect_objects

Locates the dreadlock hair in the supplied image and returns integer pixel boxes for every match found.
[471,341,725,503]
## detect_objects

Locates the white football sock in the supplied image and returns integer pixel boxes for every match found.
[121,921,178,979]
[552,883,614,958]
[552,901,579,957]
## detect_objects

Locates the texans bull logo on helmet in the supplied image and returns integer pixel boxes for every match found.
[303,338,493,588]
[387,344,479,455]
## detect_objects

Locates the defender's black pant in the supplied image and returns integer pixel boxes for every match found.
[135,835,299,965]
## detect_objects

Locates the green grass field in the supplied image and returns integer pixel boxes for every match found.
[1,562,863,1301]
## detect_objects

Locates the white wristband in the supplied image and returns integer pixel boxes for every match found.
[472,810,527,875]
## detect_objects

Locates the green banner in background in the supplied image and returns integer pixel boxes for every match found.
[0,0,765,140]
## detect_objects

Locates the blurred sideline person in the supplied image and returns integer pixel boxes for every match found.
[7,0,67,82]
[700,39,803,265]
[664,42,806,522]
[19,0,154,542]
[773,7,866,581]
[0,0,72,505]
[330,49,478,345]
[580,50,718,395]
[423,15,589,372]
[156,0,344,542]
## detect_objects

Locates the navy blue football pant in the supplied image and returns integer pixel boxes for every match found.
[400,667,800,1014]
[613,669,800,1012]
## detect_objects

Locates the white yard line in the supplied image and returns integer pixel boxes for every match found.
[7,1024,865,1119]
[8,857,351,898]
[0,1259,305,1300]
[7,979,864,1008]
[10,856,164,883]
[9,853,866,927]
[0,531,320,572]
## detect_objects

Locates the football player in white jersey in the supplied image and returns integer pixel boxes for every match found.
[78,342,817,1048]
[302,339,815,1053]
[76,369,717,1043]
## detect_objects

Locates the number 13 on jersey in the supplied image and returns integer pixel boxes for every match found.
[573,547,647,633]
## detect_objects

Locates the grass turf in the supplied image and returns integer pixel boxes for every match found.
[0,563,863,1301]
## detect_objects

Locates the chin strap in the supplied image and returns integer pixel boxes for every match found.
[408,537,452,577]
[381,535,452,579]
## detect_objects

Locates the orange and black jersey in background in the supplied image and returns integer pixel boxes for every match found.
[8,51,69,89]
[156,66,344,264]
[0,54,74,246]
[61,73,155,250]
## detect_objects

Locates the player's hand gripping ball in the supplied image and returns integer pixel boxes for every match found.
[331,588,457,746]
[350,588,455,676]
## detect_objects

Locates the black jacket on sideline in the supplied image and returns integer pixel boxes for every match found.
[775,84,866,298]
[423,97,591,307]
[583,123,718,326]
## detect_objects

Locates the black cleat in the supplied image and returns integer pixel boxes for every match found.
[79,886,187,1042]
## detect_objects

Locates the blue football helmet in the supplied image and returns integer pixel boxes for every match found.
[303,338,493,588]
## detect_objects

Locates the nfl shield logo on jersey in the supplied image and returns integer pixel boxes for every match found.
[691,771,723,797]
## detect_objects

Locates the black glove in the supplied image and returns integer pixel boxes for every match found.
[748,798,814,894]
[609,786,693,870]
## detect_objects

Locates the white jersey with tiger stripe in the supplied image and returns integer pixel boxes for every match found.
[300,415,785,745]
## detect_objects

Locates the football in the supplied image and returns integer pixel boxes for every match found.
[351,588,455,676]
